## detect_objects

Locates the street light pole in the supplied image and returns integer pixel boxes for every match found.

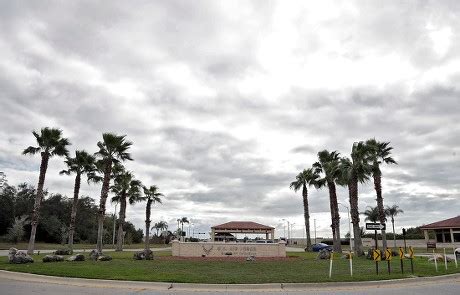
[338,202,353,252]
[112,202,118,246]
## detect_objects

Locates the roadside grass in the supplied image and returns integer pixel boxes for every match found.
[1,250,458,284]
[0,243,170,250]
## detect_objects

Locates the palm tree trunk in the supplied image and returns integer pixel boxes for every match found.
[302,184,312,251]
[392,216,396,249]
[116,196,127,251]
[96,160,112,253]
[348,177,364,256]
[145,199,152,251]
[27,152,49,255]
[328,181,342,253]
[373,171,387,250]
[68,172,81,252]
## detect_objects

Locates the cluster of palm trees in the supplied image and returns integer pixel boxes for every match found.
[23,127,164,254]
[290,139,397,256]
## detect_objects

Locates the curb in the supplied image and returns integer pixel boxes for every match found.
[1,270,459,292]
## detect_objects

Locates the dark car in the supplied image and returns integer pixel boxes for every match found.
[308,243,333,252]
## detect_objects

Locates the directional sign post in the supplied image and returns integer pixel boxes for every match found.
[385,248,392,274]
[409,246,414,274]
[399,247,405,274]
[366,223,386,250]
[373,249,381,275]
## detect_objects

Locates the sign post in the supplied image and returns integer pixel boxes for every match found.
[408,246,414,274]
[433,249,438,272]
[385,248,392,274]
[373,249,381,275]
[366,223,386,250]
[329,252,334,278]
[399,247,405,274]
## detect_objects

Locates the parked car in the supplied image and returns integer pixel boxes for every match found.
[308,243,333,252]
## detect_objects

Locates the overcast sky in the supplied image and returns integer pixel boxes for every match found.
[1,0,459,239]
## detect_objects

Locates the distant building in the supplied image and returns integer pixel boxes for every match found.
[211,221,275,241]
[420,216,460,247]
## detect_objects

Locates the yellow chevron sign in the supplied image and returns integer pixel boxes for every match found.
[373,249,382,261]
[408,246,414,259]
[385,249,392,261]
[399,247,405,259]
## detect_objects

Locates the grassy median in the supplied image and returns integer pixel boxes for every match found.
[1,251,459,284]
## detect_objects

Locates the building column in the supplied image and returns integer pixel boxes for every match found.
[271,229,275,241]
[424,230,429,243]
[451,228,455,247]
[265,232,269,240]
[211,229,215,241]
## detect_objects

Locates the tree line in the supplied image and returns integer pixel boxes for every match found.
[14,127,165,254]
[291,139,402,256]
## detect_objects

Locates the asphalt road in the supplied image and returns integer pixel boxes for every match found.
[0,270,459,295]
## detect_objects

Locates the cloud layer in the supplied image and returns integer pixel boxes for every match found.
[1,0,459,238]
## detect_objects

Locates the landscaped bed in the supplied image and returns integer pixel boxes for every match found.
[1,251,459,284]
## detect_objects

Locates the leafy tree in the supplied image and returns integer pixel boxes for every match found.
[366,139,397,251]
[23,127,70,254]
[290,168,318,251]
[338,141,372,256]
[0,184,16,236]
[385,204,404,248]
[60,150,97,251]
[6,215,28,243]
[313,150,342,253]
[0,171,7,190]
[141,185,163,250]
[94,133,132,253]
[111,169,142,251]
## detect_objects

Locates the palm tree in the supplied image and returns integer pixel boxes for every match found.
[180,217,189,241]
[94,133,133,253]
[290,168,319,251]
[111,169,142,251]
[152,221,168,236]
[142,185,163,251]
[23,127,70,254]
[60,150,96,252]
[386,204,404,249]
[366,139,397,251]
[313,150,342,253]
[338,142,372,256]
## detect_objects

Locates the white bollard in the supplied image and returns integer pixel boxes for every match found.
[433,250,438,272]
[349,251,353,277]
[329,252,333,278]
[443,248,448,270]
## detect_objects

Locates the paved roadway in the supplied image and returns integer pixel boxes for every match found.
[0,270,459,295]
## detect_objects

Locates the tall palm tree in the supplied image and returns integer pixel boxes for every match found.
[338,142,372,256]
[23,127,70,254]
[94,133,132,253]
[290,168,319,251]
[366,139,397,251]
[142,185,163,251]
[152,221,168,236]
[60,150,96,252]
[180,217,189,241]
[386,204,404,249]
[313,150,342,253]
[111,169,142,251]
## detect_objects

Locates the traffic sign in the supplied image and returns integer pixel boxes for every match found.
[366,223,386,230]
[399,247,405,259]
[385,249,392,261]
[408,246,414,259]
[373,249,382,261]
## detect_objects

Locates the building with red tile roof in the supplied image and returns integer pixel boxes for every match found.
[420,216,460,247]
[211,221,275,241]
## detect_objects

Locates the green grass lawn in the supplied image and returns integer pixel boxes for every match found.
[1,251,459,284]
[0,242,170,250]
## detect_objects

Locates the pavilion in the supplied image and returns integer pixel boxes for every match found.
[211,221,275,241]
[420,215,460,247]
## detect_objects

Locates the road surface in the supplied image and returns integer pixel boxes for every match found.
[0,270,459,294]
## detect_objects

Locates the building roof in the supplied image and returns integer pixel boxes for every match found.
[212,221,274,230]
[420,216,460,229]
